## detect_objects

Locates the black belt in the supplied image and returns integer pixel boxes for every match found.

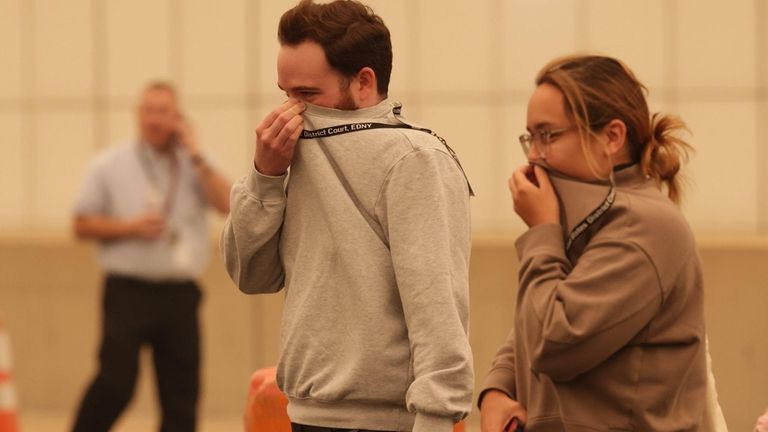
[291,423,394,432]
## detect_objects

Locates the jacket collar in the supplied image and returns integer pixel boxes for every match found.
[548,164,646,251]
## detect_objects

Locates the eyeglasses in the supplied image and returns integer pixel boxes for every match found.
[519,127,574,159]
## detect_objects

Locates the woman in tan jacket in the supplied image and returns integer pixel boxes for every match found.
[479,55,707,431]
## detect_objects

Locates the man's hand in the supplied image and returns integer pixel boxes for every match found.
[480,390,528,432]
[509,164,559,227]
[254,99,306,176]
[128,212,166,240]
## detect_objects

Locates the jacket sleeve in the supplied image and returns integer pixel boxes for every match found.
[377,148,473,432]
[479,330,517,408]
[220,168,287,294]
[515,224,663,382]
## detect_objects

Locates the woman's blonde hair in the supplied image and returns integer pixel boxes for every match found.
[536,54,692,203]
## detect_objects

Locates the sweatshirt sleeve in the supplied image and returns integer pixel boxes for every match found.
[515,223,663,382]
[377,148,473,432]
[220,168,288,294]
[479,330,517,408]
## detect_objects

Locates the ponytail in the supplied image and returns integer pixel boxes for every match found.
[641,113,692,204]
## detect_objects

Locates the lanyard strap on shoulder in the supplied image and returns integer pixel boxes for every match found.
[299,103,475,196]
[314,138,389,248]
[298,103,475,249]
[565,186,616,252]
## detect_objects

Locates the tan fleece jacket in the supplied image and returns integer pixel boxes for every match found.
[221,100,473,432]
[482,165,706,431]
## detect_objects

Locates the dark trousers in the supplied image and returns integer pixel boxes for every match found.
[72,274,202,432]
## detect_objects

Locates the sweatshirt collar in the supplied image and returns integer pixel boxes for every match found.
[549,164,646,250]
[302,98,396,120]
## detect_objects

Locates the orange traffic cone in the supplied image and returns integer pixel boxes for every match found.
[244,367,290,432]
[0,323,19,432]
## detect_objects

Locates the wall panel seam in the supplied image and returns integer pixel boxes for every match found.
[92,0,107,150]
[21,0,37,226]
[756,0,767,232]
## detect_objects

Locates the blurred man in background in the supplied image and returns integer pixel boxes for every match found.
[71,81,230,432]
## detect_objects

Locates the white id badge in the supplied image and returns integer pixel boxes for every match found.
[173,238,192,269]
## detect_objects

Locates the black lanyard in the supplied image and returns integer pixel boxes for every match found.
[299,104,475,197]
[565,186,616,252]
[301,122,412,139]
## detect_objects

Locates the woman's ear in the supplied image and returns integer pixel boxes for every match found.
[602,119,628,158]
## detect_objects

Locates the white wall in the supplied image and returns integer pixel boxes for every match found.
[0,0,766,236]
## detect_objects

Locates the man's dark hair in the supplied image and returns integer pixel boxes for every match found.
[278,0,393,96]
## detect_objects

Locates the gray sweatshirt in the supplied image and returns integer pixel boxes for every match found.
[220,100,473,432]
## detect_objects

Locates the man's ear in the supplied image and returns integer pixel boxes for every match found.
[602,119,628,158]
[353,67,379,105]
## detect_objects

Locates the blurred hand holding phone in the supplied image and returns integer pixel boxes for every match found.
[505,417,525,432]
[172,113,198,153]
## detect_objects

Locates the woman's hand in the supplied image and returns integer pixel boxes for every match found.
[480,390,528,432]
[509,164,559,227]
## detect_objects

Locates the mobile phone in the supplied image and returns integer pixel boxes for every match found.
[504,417,525,432]
[170,112,186,146]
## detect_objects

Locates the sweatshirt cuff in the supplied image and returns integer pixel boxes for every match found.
[412,413,455,432]
[245,168,287,201]
[479,367,516,409]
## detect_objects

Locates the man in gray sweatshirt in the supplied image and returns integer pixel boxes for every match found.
[221,1,473,431]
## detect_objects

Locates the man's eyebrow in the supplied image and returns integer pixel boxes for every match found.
[277,83,319,92]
